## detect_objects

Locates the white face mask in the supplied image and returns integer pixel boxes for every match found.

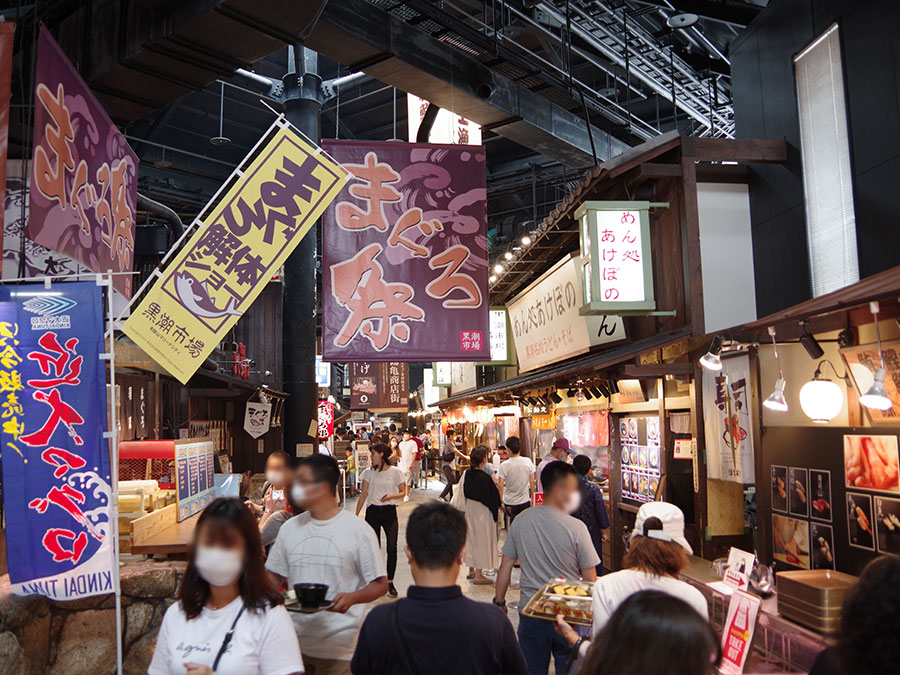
[390,439,398,447]
[194,546,242,587]
[265,470,284,487]
[291,482,327,505]
[564,490,581,514]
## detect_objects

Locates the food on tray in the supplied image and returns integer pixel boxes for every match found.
[524,581,595,626]
[549,583,591,597]
[793,480,806,504]
[812,498,830,514]
[630,448,638,464]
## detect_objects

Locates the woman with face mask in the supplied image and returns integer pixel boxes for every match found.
[148,498,303,675]
[458,445,502,585]
[355,442,406,598]
[247,452,290,517]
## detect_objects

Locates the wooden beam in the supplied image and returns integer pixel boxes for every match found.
[696,163,750,184]
[187,388,242,398]
[622,363,695,378]
[684,136,787,164]
[639,162,682,178]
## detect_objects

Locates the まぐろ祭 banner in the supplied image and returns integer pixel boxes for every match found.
[28,27,138,298]
[0,282,114,600]
[123,121,350,384]
[321,141,489,362]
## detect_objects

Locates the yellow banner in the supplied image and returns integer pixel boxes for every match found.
[123,122,349,384]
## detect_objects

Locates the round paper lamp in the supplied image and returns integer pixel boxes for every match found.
[799,378,843,423]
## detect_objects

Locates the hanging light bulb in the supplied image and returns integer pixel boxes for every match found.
[799,361,844,423]
[521,235,532,246]
[493,263,504,274]
[763,326,788,412]
[860,302,894,411]
[489,274,497,283]
[700,335,724,371]
[504,251,514,261]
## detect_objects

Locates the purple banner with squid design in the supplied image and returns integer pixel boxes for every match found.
[321,141,489,362]
[27,27,138,298]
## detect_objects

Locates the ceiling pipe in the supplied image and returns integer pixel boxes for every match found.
[137,192,185,238]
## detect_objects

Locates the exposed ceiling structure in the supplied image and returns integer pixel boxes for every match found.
[4,0,766,270]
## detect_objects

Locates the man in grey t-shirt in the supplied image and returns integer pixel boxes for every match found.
[494,461,599,675]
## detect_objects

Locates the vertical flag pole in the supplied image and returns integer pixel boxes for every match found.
[100,271,123,674]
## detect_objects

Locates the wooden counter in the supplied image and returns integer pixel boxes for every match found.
[130,503,200,555]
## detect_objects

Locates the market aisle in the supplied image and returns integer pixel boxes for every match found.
[344,477,523,632]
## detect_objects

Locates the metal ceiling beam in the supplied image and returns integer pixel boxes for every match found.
[304,0,630,167]
[629,0,762,27]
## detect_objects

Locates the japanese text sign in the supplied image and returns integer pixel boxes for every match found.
[321,141,489,362]
[576,201,656,313]
[702,353,755,483]
[0,282,114,600]
[507,255,625,372]
[175,440,215,522]
[720,590,761,675]
[317,401,334,439]
[28,28,138,298]
[349,362,409,410]
[123,121,349,383]
[243,401,271,439]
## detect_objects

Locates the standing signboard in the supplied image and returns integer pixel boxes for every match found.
[123,120,349,384]
[719,590,761,675]
[703,353,756,483]
[349,362,409,410]
[0,282,114,600]
[28,27,139,298]
[507,255,625,372]
[322,140,489,362]
[175,439,215,521]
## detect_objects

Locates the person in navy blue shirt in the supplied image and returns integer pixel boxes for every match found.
[351,501,526,675]
[572,455,610,573]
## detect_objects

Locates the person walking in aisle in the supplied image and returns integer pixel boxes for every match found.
[494,461,599,675]
[267,455,388,675]
[355,442,406,598]
[439,428,467,501]
[398,430,418,501]
[536,437,574,494]
[498,436,535,526]
[458,445,502,585]
[571,455,610,573]
[351,501,527,675]
[149,497,303,675]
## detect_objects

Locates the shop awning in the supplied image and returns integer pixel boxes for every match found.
[742,263,900,332]
[436,326,691,407]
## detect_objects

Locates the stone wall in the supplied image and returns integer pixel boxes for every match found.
[0,560,186,675]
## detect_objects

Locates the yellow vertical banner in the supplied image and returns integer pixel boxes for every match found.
[123,121,349,384]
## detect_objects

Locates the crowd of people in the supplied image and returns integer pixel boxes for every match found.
[147,430,900,675]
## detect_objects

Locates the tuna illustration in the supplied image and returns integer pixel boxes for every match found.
[174,272,242,319]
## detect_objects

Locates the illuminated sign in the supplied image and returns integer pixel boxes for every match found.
[433,361,452,386]
[315,356,331,388]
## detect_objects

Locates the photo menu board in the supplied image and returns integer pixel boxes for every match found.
[620,416,662,504]
[176,439,216,522]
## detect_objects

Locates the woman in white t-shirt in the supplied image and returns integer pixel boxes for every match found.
[149,497,303,675]
[556,501,709,659]
[355,442,406,598]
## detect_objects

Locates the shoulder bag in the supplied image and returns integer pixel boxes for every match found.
[389,601,417,675]
[211,603,246,672]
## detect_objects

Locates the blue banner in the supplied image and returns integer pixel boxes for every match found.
[0,281,114,599]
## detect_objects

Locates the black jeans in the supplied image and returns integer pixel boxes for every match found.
[439,463,457,500]
[505,502,531,527]
[365,504,398,580]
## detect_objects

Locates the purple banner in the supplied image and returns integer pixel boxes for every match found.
[322,141,489,361]
[27,27,138,298]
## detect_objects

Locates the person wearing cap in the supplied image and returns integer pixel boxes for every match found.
[555,501,708,659]
[536,437,574,495]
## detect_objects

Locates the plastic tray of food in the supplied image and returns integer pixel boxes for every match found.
[521,580,594,626]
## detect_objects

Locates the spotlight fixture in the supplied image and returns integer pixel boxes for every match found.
[504,251,514,261]
[549,392,563,404]
[521,235,532,246]
[589,386,604,399]
[799,360,845,423]
[596,382,611,398]
[582,388,594,401]
[489,274,497,283]
[493,263,504,274]
[699,335,724,371]
[798,324,824,360]
[763,326,788,413]
[859,301,894,411]
[540,394,552,406]
[566,389,577,398]
[608,379,619,395]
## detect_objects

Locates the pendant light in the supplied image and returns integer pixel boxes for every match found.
[210,82,231,145]
[700,335,724,371]
[763,326,788,412]
[859,301,894,411]
[799,360,844,423]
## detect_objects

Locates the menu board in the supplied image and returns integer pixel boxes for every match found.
[175,439,216,522]
[620,416,662,504]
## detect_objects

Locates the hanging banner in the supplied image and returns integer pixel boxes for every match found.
[28,27,138,298]
[317,401,334,439]
[0,22,13,234]
[349,362,409,410]
[243,401,272,439]
[0,281,114,600]
[703,353,756,483]
[123,121,349,384]
[321,140,489,362]
[507,255,625,372]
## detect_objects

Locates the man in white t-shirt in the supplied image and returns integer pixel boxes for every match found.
[398,430,418,501]
[268,454,388,675]
[497,436,535,524]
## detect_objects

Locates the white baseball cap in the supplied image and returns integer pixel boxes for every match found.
[631,501,693,555]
